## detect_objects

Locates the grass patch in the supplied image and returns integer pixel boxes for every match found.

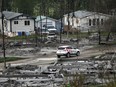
[0,57,26,63]
[8,34,36,40]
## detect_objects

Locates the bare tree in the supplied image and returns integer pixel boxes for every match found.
[103,16,116,42]
[88,0,110,44]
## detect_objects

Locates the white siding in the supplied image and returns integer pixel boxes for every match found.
[12,19,34,32]
[36,19,56,28]
[64,13,110,32]
[7,21,10,31]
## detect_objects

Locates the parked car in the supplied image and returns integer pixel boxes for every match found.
[56,45,80,58]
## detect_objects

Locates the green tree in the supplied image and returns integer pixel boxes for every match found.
[2,0,116,18]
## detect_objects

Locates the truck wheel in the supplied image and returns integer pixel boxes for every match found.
[76,51,80,56]
[57,55,60,58]
[66,53,70,58]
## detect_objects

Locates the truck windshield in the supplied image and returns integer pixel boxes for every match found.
[47,26,55,29]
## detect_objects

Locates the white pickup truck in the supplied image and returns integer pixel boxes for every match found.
[47,33,57,40]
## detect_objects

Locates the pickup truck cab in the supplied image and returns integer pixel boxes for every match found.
[47,33,57,40]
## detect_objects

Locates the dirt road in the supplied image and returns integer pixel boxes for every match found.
[0,45,115,69]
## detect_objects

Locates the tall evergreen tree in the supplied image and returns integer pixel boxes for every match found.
[2,0,116,17]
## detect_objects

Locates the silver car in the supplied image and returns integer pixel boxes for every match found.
[56,45,80,58]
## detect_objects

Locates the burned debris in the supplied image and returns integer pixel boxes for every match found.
[0,52,116,87]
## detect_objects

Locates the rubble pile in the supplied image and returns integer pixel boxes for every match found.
[5,47,41,57]
[0,52,116,87]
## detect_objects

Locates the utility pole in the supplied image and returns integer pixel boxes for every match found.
[40,0,43,43]
[43,0,46,41]
[72,0,75,31]
[1,0,6,69]
[35,27,38,47]
[67,0,70,39]
[45,0,48,40]
[59,0,64,43]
